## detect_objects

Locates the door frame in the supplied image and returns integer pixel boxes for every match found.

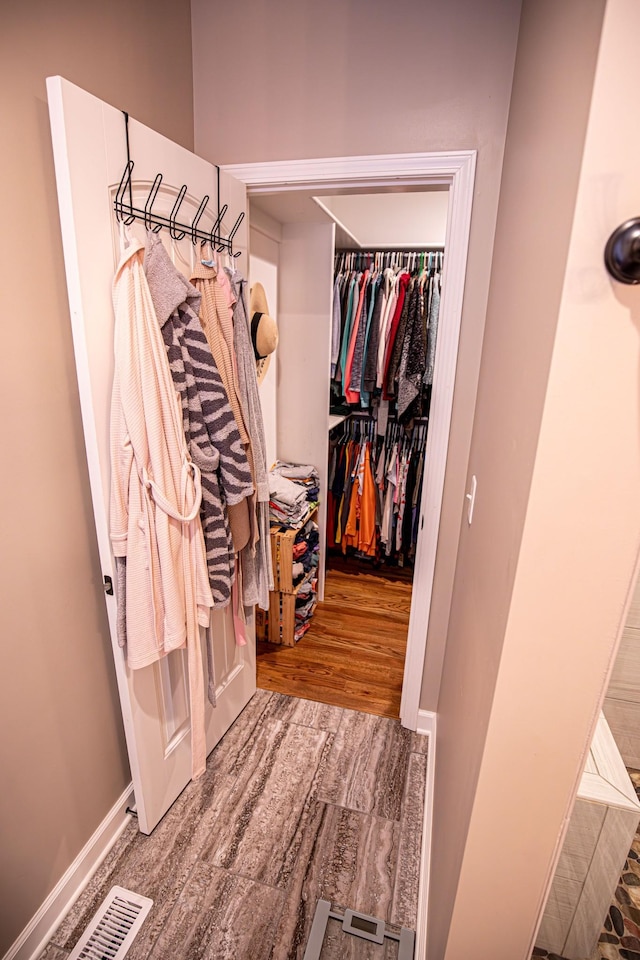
[224,152,476,730]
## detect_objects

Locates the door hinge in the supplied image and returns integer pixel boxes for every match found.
[103,574,114,596]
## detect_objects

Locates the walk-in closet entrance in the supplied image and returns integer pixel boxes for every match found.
[250,189,446,719]
[224,154,476,728]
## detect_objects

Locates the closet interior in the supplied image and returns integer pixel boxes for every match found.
[252,188,449,718]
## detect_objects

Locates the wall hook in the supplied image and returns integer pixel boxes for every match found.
[190,194,209,244]
[169,185,188,240]
[144,174,163,233]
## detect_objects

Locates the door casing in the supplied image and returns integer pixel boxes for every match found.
[225,152,476,729]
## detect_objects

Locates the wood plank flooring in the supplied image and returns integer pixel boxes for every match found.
[257,559,413,719]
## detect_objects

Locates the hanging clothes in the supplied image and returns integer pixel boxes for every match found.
[383,273,412,399]
[331,275,342,378]
[376,270,399,388]
[424,266,441,386]
[110,233,211,779]
[144,232,254,611]
[380,444,398,556]
[362,276,385,397]
[331,251,443,424]
[225,267,274,611]
[190,259,253,553]
[336,272,358,385]
[144,233,256,708]
[348,271,375,401]
[396,279,426,416]
[327,415,427,568]
[343,270,369,403]
[381,271,411,395]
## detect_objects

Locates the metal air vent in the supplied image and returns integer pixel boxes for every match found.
[67,886,153,960]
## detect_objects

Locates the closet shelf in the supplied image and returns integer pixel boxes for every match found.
[328,414,347,432]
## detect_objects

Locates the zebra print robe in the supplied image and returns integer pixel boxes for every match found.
[144,232,253,609]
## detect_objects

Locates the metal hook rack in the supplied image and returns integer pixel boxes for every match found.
[113,112,245,257]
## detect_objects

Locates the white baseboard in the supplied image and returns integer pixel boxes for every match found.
[415,708,437,739]
[415,709,436,960]
[3,783,134,960]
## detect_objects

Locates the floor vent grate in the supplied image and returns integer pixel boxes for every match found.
[68,886,153,960]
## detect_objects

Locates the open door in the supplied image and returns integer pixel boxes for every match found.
[46,76,255,834]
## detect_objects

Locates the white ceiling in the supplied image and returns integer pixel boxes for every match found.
[250,186,448,249]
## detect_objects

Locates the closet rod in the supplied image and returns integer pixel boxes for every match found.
[334,245,445,252]
[114,112,245,257]
[334,248,444,271]
[345,410,429,423]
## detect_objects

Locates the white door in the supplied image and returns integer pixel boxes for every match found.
[47,76,255,834]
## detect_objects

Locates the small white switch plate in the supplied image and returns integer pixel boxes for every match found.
[466,475,477,525]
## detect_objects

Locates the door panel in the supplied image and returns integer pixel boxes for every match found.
[47,76,254,833]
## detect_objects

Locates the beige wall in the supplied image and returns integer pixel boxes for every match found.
[431,1,640,957]
[191,0,524,713]
[0,2,194,952]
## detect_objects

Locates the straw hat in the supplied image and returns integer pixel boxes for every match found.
[249,282,278,384]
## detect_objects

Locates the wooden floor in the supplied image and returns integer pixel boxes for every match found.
[257,558,413,719]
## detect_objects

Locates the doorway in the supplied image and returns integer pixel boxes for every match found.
[224,152,476,730]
